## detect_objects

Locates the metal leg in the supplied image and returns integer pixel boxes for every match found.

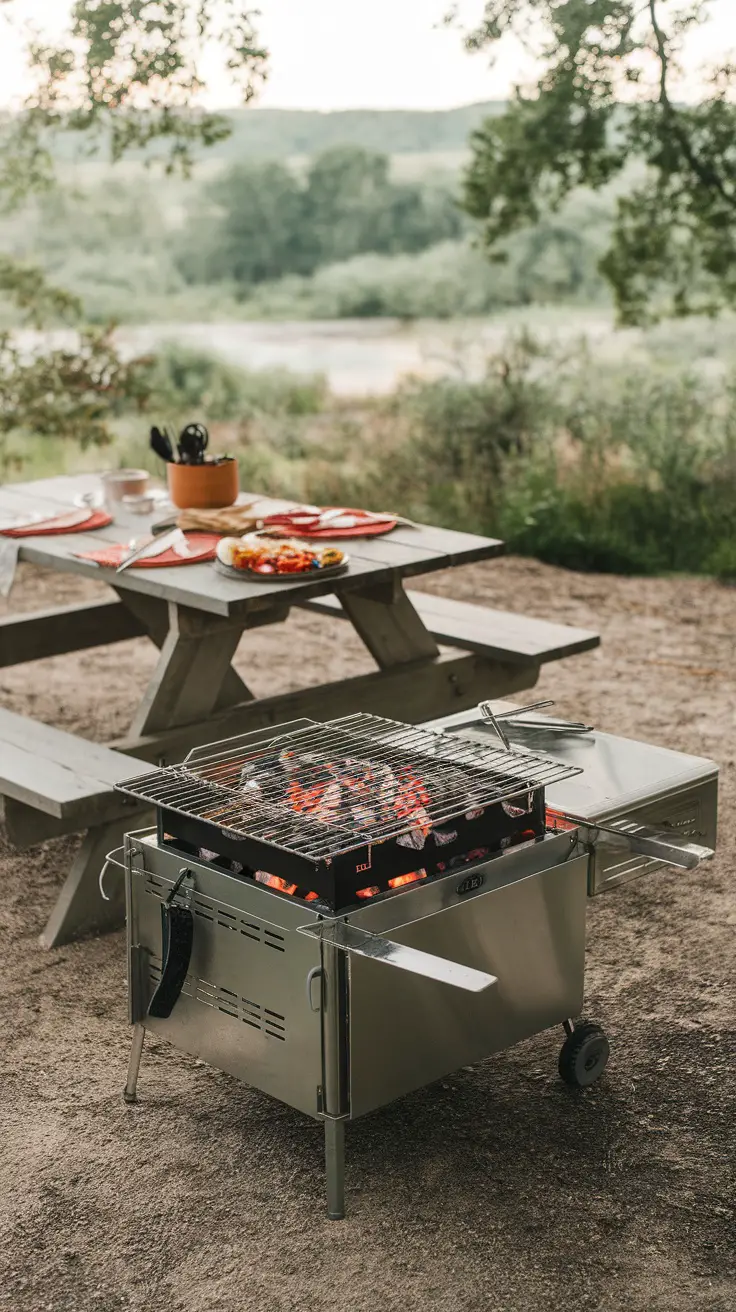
[563,1018,575,1037]
[123,1024,146,1104]
[325,1118,345,1221]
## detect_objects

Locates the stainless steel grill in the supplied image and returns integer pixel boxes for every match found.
[118,705,718,1221]
[118,712,582,861]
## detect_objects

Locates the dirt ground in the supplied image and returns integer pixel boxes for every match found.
[1,556,734,1312]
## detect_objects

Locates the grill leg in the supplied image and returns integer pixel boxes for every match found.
[325,1118,345,1221]
[123,1024,146,1104]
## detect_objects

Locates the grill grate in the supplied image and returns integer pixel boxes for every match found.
[117,713,582,862]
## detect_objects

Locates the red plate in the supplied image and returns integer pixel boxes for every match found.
[263,508,397,539]
[76,532,221,569]
[0,508,113,537]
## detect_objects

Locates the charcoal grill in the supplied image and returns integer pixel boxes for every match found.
[115,707,718,1218]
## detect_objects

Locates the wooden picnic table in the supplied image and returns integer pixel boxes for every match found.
[0,473,599,948]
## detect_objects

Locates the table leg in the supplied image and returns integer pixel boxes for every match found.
[40,817,131,949]
[115,591,253,714]
[340,578,440,667]
[127,604,249,739]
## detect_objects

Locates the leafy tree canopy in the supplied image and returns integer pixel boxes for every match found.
[0,1,267,449]
[455,1,736,323]
[176,145,466,290]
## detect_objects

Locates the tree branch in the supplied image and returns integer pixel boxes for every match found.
[648,0,736,211]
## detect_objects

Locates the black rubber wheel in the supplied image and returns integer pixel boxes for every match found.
[558,1021,610,1088]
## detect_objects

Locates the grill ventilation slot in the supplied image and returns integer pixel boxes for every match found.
[148,959,287,1038]
[141,876,286,951]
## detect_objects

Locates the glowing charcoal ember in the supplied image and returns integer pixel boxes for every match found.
[355,886,380,899]
[254,871,298,896]
[388,870,427,890]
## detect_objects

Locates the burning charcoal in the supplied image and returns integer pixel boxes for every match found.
[388,870,427,889]
[352,805,378,829]
[254,871,298,896]
[397,828,427,851]
[432,828,458,847]
[502,794,534,818]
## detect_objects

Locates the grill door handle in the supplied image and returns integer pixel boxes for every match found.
[148,869,194,1020]
[306,966,323,1012]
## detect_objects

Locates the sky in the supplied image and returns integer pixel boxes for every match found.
[0,0,733,112]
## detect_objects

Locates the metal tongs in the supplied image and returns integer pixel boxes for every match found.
[478,700,593,752]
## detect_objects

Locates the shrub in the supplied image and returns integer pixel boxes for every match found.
[145,342,328,421]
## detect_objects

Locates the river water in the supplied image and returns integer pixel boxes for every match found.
[116,312,620,395]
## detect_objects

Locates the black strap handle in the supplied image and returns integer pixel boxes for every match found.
[148,869,194,1019]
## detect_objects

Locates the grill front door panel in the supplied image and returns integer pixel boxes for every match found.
[130,854,323,1118]
[347,853,588,1118]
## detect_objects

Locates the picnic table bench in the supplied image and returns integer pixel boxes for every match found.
[0,473,600,948]
[0,708,156,946]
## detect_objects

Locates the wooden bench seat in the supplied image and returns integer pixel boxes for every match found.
[0,708,155,947]
[298,590,600,668]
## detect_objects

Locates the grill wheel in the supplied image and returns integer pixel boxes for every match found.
[558,1021,610,1088]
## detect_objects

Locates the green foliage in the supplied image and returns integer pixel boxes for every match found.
[458,1,736,324]
[0,324,152,456]
[146,341,327,420]
[177,146,466,291]
[1,1,268,192]
[0,0,268,451]
[209,331,736,577]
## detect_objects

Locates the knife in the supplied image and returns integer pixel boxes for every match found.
[116,528,184,572]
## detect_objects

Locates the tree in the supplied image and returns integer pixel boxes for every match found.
[455,1,736,323]
[190,161,314,285]
[0,1,267,449]
[176,145,467,292]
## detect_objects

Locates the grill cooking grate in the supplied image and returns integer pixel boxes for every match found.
[117,713,581,862]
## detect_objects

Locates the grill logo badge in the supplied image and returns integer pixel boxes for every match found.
[457,872,484,896]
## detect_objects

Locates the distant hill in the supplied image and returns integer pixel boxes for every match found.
[48,103,504,164]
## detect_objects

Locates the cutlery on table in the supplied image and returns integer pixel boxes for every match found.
[115,527,185,572]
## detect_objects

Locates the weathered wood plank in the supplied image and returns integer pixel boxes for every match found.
[0,600,145,668]
[0,708,157,819]
[128,605,248,738]
[39,818,131,948]
[114,648,540,764]
[339,579,439,668]
[113,590,254,712]
[383,524,505,565]
[1,474,506,617]
[402,592,600,662]
[302,532,451,575]
[3,795,150,849]
[298,590,600,666]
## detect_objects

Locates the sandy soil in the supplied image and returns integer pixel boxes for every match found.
[1,557,734,1312]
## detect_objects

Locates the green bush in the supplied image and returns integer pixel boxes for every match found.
[223,331,736,577]
[146,342,328,420]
